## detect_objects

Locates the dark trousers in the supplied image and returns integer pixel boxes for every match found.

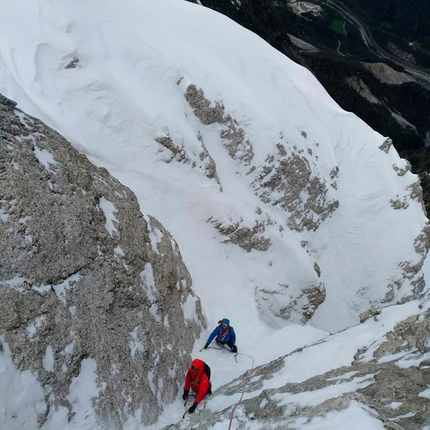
[216,338,236,351]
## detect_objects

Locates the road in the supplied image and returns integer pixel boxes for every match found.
[324,0,430,89]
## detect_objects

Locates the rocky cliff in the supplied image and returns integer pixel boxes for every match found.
[0,94,206,428]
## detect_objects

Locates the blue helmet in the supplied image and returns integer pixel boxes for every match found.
[221,318,230,326]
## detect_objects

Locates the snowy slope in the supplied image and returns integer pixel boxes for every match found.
[0,0,426,334]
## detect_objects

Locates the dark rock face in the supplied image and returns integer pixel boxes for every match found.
[0,94,206,427]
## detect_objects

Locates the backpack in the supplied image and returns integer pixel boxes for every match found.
[203,362,211,381]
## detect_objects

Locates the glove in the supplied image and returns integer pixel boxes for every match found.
[229,344,238,353]
[203,343,209,350]
[188,402,197,414]
[182,390,189,401]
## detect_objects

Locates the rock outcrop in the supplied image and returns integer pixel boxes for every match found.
[184,84,339,323]
[0,94,206,428]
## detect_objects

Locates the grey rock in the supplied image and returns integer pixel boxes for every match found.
[379,137,393,153]
[0,94,206,427]
[185,84,254,165]
[155,133,222,190]
[255,281,327,324]
[184,84,225,125]
[65,57,80,69]
[301,284,327,321]
[393,160,412,177]
[359,305,381,323]
[253,150,339,232]
[209,217,272,252]
[368,313,430,359]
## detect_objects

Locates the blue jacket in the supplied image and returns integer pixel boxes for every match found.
[207,318,236,345]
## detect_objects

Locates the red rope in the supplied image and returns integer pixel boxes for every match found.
[228,354,255,430]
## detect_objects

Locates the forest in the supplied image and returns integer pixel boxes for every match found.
[339,0,430,52]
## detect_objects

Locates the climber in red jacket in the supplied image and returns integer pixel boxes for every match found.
[182,358,212,414]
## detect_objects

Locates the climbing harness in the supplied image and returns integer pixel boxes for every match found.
[217,324,230,342]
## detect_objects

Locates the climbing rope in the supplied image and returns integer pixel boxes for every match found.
[200,345,238,361]
[228,353,255,430]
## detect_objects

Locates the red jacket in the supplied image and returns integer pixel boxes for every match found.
[184,358,210,404]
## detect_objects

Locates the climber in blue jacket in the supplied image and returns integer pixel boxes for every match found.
[203,318,238,353]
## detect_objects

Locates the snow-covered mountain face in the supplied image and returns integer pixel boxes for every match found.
[0,0,428,333]
[1,1,430,429]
